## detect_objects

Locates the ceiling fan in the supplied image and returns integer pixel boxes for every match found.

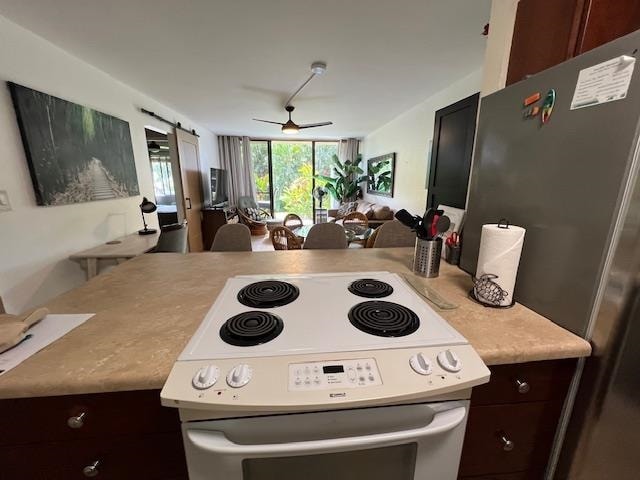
[252,62,333,135]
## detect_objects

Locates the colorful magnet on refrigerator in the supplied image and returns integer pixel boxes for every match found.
[523,92,541,107]
[541,89,556,124]
[523,106,540,118]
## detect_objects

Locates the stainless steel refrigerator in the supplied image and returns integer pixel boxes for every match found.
[461,31,640,479]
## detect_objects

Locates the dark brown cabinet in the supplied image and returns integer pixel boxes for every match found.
[0,390,187,480]
[459,359,576,479]
[201,208,228,251]
[0,360,576,479]
[507,0,640,85]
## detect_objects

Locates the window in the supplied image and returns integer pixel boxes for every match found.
[250,140,339,221]
[150,155,175,204]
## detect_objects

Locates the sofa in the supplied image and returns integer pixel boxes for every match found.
[328,200,395,228]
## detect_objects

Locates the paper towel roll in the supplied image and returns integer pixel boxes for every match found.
[475,223,525,306]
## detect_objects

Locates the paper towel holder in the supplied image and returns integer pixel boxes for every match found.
[497,218,510,229]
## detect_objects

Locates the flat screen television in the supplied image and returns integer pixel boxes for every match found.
[210,168,228,206]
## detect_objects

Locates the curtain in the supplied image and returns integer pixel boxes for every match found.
[338,138,360,164]
[241,136,257,201]
[218,136,256,206]
[338,138,361,203]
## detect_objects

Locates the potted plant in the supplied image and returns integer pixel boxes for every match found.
[314,154,367,204]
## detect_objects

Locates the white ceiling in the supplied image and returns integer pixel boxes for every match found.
[0,0,490,139]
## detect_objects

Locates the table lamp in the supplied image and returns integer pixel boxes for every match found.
[138,197,157,235]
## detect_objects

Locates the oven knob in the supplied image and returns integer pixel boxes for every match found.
[192,365,220,390]
[410,353,432,375]
[227,364,253,388]
[437,350,462,373]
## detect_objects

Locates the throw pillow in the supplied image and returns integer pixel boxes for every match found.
[372,205,393,220]
[336,201,357,219]
[244,207,263,221]
[356,201,375,219]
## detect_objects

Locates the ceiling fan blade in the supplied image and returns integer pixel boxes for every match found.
[252,118,286,125]
[298,121,333,129]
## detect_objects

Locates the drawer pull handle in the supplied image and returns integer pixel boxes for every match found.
[499,433,515,451]
[67,412,86,429]
[515,379,530,394]
[82,460,100,477]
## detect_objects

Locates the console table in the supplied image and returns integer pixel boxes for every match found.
[69,232,159,280]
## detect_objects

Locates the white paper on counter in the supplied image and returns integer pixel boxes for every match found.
[0,314,94,375]
[571,55,636,110]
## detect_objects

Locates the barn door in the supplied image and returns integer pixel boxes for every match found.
[174,129,204,252]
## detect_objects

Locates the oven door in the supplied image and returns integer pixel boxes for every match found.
[182,400,468,480]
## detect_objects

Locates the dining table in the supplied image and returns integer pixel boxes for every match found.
[292,223,373,245]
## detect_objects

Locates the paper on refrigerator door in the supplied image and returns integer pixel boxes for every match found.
[0,314,94,375]
[571,55,636,110]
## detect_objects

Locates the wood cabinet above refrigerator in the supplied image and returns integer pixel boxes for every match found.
[506,0,640,86]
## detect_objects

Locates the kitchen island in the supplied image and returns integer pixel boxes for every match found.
[0,248,591,479]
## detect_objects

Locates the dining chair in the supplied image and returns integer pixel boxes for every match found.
[153,222,189,254]
[303,223,348,250]
[283,213,304,230]
[343,211,369,247]
[211,224,252,252]
[372,220,416,248]
[365,227,379,248]
[342,211,369,228]
[270,226,303,250]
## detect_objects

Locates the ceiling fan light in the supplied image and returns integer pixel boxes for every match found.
[282,124,299,135]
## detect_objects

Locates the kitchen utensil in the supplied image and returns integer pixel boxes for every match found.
[413,237,442,278]
[396,209,429,239]
[400,274,459,310]
[444,244,461,265]
[446,232,460,247]
[423,209,436,239]
[435,216,451,235]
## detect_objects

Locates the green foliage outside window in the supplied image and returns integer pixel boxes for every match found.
[250,141,339,220]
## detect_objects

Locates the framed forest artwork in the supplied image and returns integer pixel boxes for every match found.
[9,82,139,206]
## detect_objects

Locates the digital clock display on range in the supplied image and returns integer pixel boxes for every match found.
[322,365,344,374]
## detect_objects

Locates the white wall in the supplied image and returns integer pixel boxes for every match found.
[481,0,519,96]
[361,70,483,215]
[0,15,219,313]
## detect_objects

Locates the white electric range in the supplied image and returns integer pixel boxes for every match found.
[161,272,490,480]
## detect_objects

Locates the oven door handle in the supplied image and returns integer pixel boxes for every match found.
[186,405,466,457]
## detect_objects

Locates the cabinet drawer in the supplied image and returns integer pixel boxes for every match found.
[459,470,544,480]
[459,401,563,477]
[0,431,187,480]
[471,359,575,406]
[0,390,179,446]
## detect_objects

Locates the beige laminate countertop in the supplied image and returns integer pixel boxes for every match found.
[0,248,591,399]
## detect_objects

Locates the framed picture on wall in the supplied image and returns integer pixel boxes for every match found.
[366,153,396,197]
[9,82,139,206]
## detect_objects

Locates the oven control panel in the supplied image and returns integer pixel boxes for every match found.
[288,358,382,391]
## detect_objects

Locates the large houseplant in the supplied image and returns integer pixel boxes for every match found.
[314,154,367,204]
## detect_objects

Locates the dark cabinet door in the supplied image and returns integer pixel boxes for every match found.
[507,0,640,86]
[575,0,640,54]
[426,93,479,210]
[506,0,585,85]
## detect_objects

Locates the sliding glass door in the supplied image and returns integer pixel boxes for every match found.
[250,140,339,222]
[271,141,312,221]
